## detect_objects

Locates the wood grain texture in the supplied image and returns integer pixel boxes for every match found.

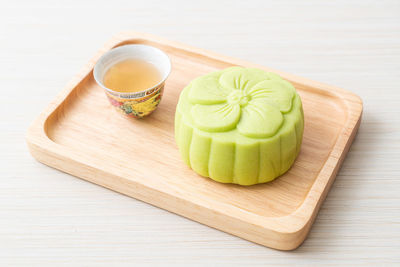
[26,32,362,250]
[1,0,399,265]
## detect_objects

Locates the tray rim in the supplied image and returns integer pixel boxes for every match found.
[26,32,363,250]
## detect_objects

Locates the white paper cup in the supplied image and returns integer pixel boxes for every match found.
[93,44,171,118]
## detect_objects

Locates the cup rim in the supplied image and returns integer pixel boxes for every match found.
[93,44,171,99]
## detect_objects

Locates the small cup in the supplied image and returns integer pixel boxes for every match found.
[93,44,171,118]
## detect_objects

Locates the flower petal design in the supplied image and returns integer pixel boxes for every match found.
[188,67,295,136]
[237,100,283,138]
[191,103,241,132]
[246,80,295,113]
[219,67,272,91]
[188,71,232,105]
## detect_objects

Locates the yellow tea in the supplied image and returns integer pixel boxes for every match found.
[103,59,161,93]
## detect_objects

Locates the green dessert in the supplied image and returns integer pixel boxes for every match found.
[175,67,304,185]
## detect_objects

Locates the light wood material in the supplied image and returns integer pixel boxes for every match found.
[26,32,362,250]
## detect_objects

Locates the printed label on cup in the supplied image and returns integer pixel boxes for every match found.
[106,83,164,118]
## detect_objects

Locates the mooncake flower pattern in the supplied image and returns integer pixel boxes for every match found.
[188,67,296,138]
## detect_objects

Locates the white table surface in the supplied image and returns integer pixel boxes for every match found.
[1,0,399,266]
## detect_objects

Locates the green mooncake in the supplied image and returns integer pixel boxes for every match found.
[175,67,304,185]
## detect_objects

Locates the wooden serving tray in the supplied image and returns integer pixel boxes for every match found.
[27,32,362,250]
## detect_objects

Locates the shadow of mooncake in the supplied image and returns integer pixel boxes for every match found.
[175,67,304,185]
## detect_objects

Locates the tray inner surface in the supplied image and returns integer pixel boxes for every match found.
[45,39,347,218]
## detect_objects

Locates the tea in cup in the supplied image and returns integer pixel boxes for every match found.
[94,44,171,118]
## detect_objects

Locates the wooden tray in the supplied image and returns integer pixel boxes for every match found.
[26,32,362,250]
